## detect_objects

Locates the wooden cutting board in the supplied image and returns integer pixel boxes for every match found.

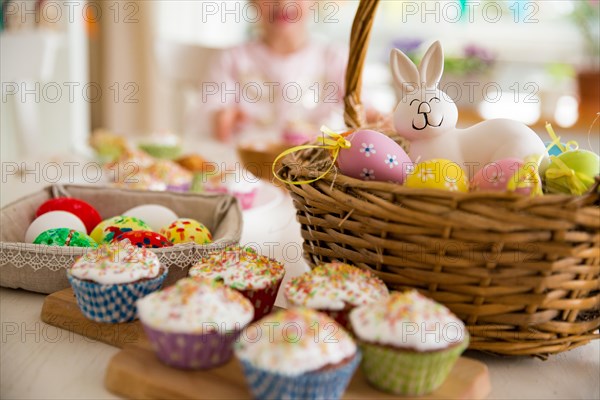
[105,345,490,400]
[40,288,284,349]
[43,288,490,399]
[40,287,150,348]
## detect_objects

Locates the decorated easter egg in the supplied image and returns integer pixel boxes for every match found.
[545,150,600,195]
[33,228,97,247]
[90,216,152,244]
[544,141,567,157]
[36,198,101,234]
[160,218,212,245]
[471,158,540,195]
[336,129,412,183]
[36,198,102,234]
[25,211,87,243]
[122,204,178,232]
[405,159,469,192]
[113,230,173,248]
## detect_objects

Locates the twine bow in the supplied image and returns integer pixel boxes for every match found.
[272,126,352,186]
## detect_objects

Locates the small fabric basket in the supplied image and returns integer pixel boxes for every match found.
[1,184,243,294]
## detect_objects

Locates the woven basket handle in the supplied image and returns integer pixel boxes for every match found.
[51,184,71,199]
[343,0,381,128]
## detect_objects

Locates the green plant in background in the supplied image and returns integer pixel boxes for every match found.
[571,0,600,68]
[445,44,496,76]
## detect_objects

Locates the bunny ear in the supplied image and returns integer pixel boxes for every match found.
[390,48,420,96]
[419,41,444,88]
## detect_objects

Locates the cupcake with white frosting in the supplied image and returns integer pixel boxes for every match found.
[189,246,285,321]
[284,263,388,330]
[137,277,253,369]
[235,308,360,400]
[349,290,468,395]
[66,240,167,323]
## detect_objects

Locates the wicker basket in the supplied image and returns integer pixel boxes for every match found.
[0,184,242,294]
[278,1,600,358]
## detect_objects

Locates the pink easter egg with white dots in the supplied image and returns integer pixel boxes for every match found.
[336,130,412,183]
[471,158,538,195]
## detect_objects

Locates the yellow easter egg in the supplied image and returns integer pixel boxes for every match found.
[160,218,213,245]
[90,216,152,243]
[405,159,469,192]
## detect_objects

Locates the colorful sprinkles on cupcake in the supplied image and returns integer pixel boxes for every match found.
[285,263,389,310]
[137,277,253,333]
[349,290,466,351]
[189,246,285,290]
[235,308,357,376]
[68,240,162,284]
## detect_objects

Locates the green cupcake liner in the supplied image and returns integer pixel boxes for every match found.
[138,144,181,160]
[360,336,469,396]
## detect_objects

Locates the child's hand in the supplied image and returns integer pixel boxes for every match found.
[214,107,247,142]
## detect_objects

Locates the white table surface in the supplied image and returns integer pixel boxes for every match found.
[1,155,599,400]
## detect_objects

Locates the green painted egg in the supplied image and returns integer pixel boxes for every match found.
[545,150,599,195]
[33,228,97,247]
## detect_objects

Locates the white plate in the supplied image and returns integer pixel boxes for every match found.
[243,181,284,216]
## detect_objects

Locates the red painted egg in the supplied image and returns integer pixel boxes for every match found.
[36,198,102,234]
[113,230,173,248]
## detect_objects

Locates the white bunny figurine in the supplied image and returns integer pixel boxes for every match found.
[390,41,548,179]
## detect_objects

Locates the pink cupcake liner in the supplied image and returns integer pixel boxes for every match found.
[142,324,243,369]
[235,188,258,210]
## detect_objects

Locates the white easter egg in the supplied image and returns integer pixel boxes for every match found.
[123,204,178,232]
[25,211,86,243]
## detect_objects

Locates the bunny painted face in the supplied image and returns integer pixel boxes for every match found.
[389,40,549,180]
[391,42,458,141]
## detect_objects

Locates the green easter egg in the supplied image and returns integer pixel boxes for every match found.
[33,228,98,247]
[545,150,599,195]
[90,216,152,243]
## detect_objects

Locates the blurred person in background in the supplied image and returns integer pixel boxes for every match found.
[205,0,347,144]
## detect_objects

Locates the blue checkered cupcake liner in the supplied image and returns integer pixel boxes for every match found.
[67,268,168,323]
[239,351,361,400]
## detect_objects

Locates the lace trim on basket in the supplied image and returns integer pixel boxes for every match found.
[0,242,236,272]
